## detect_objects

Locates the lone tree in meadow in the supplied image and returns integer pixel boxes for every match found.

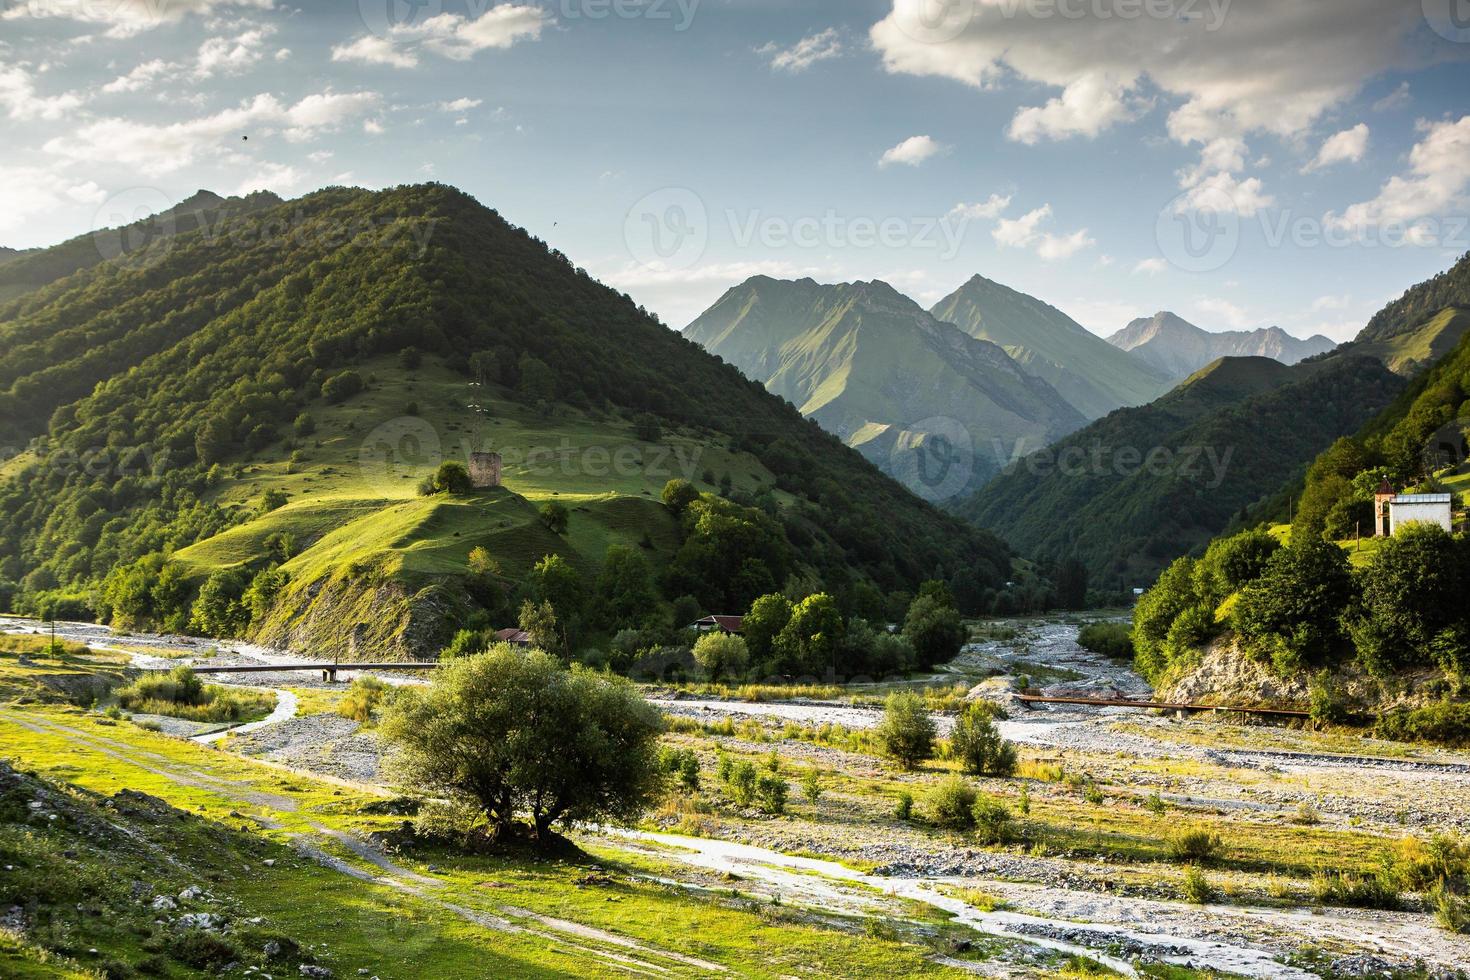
[875,691,936,769]
[380,646,665,845]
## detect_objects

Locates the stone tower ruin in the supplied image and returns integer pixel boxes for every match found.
[468,452,503,489]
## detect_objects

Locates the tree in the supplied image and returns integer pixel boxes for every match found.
[519,599,567,661]
[950,702,1017,776]
[1193,528,1280,607]
[596,544,657,627]
[875,691,935,769]
[632,413,662,443]
[774,593,843,676]
[526,554,585,646]
[1232,537,1355,675]
[195,416,233,466]
[1131,556,1202,682]
[691,631,749,682]
[903,594,965,669]
[660,479,699,515]
[190,568,250,637]
[539,501,570,534]
[380,647,664,844]
[424,461,474,495]
[743,593,792,668]
[322,370,365,404]
[1345,523,1469,676]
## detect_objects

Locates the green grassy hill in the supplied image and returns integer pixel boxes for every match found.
[684,276,1085,487]
[0,185,1012,658]
[928,273,1171,419]
[961,355,1404,591]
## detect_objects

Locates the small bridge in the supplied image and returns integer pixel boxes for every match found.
[190,662,442,683]
[1017,692,1311,720]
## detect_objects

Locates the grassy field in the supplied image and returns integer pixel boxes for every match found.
[0,699,990,979]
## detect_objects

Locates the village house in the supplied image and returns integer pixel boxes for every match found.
[1375,480,1454,536]
[687,615,744,634]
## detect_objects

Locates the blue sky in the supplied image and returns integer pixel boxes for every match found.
[2,0,1469,341]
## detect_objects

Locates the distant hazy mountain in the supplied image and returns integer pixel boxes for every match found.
[928,274,1170,419]
[685,276,1087,487]
[1108,312,1336,380]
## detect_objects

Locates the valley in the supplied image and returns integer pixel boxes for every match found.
[3,615,1467,978]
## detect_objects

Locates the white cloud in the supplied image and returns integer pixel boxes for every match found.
[0,165,104,233]
[757,28,843,73]
[873,0,1433,144]
[1175,171,1275,218]
[1303,123,1369,173]
[1008,73,1145,144]
[0,63,83,120]
[44,91,380,173]
[871,0,1448,223]
[335,4,545,68]
[234,161,303,195]
[1194,297,1253,329]
[363,118,384,135]
[992,204,1094,260]
[947,194,1011,220]
[195,28,273,78]
[101,58,173,94]
[1132,258,1168,276]
[1373,81,1411,112]
[1311,294,1351,312]
[274,48,291,61]
[3,0,274,37]
[439,97,482,112]
[1328,115,1470,233]
[331,35,417,69]
[879,134,945,168]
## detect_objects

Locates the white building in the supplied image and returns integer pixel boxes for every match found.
[1387,493,1453,535]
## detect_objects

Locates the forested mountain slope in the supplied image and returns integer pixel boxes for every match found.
[961,355,1403,591]
[0,185,1013,658]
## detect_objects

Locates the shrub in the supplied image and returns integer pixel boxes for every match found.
[756,774,788,814]
[539,502,570,534]
[1311,870,1400,910]
[925,777,977,830]
[422,461,474,495]
[659,747,701,793]
[379,647,664,844]
[1431,883,1469,934]
[338,676,389,724]
[1076,622,1133,659]
[893,791,913,821]
[1167,825,1223,864]
[950,702,1017,776]
[1374,701,1470,747]
[801,770,822,804]
[725,760,759,806]
[1181,866,1215,904]
[114,666,273,723]
[971,794,1013,844]
[875,691,936,769]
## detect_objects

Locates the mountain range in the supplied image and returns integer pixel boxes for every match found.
[929,274,1171,418]
[684,276,1086,489]
[1107,312,1337,380]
